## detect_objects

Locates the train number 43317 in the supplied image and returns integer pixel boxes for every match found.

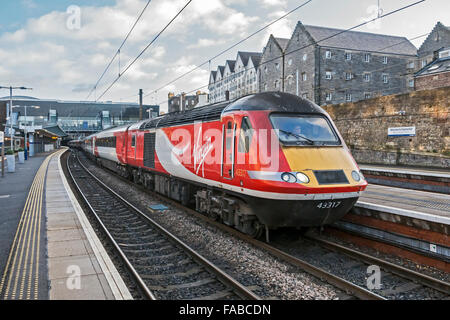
[317,201,341,209]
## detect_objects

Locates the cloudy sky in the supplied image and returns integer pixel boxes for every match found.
[0,0,449,112]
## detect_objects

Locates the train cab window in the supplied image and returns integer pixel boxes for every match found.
[238,117,253,153]
[131,135,136,148]
[270,114,340,146]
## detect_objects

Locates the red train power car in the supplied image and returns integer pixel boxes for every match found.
[82,92,367,237]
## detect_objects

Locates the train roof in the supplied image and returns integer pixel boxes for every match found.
[223,92,326,114]
[140,92,326,130]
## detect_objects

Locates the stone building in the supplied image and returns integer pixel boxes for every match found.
[417,22,450,68]
[259,35,289,93]
[260,21,418,105]
[208,51,262,103]
[415,47,450,91]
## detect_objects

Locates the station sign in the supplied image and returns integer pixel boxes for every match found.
[388,126,416,137]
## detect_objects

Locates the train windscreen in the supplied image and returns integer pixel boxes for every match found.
[270,114,340,146]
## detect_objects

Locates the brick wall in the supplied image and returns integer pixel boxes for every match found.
[415,72,450,91]
[323,86,450,168]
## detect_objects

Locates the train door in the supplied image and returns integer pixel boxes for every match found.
[222,116,236,180]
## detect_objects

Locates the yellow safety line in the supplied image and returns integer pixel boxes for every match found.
[11,157,46,299]
[1,171,39,299]
[33,158,47,299]
[21,160,45,299]
[0,151,60,300]
[0,174,37,298]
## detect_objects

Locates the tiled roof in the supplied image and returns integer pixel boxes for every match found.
[304,25,417,55]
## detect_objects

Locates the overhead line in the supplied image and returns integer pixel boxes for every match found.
[151,1,426,108]
[96,0,193,102]
[143,0,313,98]
[86,0,153,101]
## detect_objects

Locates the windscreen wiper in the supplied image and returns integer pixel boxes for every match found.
[278,129,314,145]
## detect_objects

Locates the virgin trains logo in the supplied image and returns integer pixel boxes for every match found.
[169,123,280,177]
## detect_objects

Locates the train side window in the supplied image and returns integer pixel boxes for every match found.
[238,117,253,153]
[131,135,136,148]
[226,121,233,149]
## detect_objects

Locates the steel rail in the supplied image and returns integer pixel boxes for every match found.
[66,153,157,300]
[306,234,450,295]
[75,152,385,300]
[70,151,261,300]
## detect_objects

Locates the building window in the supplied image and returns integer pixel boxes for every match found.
[345,52,352,61]
[264,66,268,74]
[364,93,371,99]
[325,50,331,59]
[275,63,280,70]
[288,59,292,66]
[264,83,268,91]
[409,79,414,88]
[325,71,332,80]
[345,72,353,80]
[383,56,388,64]
[364,73,370,82]
[303,53,307,61]
[326,92,332,101]
[302,93,308,99]
[382,74,389,83]
[421,59,427,68]
[345,93,352,101]
[275,80,279,89]
[364,53,371,62]
[408,61,415,69]
[302,72,307,81]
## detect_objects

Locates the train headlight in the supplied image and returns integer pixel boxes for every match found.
[281,172,297,183]
[351,170,361,182]
[359,170,365,181]
[296,172,310,184]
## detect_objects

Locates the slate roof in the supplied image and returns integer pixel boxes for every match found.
[304,25,417,55]
[217,65,225,77]
[415,55,450,77]
[274,37,289,51]
[250,55,262,68]
[226,60,236,72]
[237,51,262,66]
[210,71,217,82]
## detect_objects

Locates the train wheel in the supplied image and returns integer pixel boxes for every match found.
[246,220,264,239]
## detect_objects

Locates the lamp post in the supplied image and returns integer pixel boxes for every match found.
[0,86,33,152]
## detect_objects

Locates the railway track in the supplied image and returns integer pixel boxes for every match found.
[70,149,450,300]
[66,151,260,300]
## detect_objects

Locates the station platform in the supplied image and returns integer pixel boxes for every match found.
[0,148,132,300]
[360,164,450,194]
[356,184,450,225]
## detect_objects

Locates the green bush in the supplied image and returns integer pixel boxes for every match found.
[6,149,15,155]
[17,148,24,152]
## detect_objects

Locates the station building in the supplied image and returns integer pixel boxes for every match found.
[0,96,159,153]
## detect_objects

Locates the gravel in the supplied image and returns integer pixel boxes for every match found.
[77,152,346,300]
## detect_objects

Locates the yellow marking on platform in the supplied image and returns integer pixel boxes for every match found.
[0,150,65,300]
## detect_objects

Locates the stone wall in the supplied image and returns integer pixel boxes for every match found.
[415,72,450,91]
[323,86,450,168]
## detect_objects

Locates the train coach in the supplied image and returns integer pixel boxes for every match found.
[82,92,367,238]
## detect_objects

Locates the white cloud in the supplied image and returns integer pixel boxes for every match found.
[188,38,225,49]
